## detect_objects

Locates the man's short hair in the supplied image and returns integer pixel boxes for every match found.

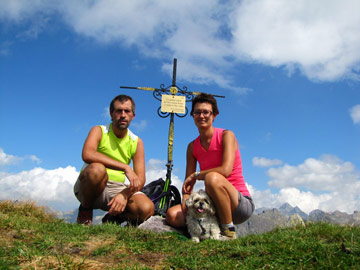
[110,95,136,114]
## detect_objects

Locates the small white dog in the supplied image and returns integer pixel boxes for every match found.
[185,189,221,242]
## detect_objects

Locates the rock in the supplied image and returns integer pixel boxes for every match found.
[138,216,185,234]
[236,209,289,236]
[352,211,360,225]
[286,213,306,227]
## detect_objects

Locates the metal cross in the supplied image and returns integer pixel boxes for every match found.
[120,58,224,216]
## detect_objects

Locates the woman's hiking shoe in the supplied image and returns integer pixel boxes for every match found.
[76,205,93,225]
[221,227,237,240]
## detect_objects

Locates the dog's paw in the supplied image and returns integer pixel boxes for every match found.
[191,236,200,243]
[210,233,220,240]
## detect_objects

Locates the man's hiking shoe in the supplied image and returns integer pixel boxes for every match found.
[221,227,237,240]
[76,205,93,225]
[102,213,127,225]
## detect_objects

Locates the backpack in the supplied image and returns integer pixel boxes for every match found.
[142,178,181,217]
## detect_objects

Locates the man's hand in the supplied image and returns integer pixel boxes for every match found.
[124,166,141,192]
[107,193,128,216]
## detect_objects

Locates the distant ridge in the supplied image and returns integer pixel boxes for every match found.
[236,203,360,236]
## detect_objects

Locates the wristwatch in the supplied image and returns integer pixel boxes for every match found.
[194,171,200,178]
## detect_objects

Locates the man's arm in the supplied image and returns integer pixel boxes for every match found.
[107,137,145,215]
[118,137,145,195]
[82,126,133,174]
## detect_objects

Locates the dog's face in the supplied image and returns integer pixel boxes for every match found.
[186,189,216,218]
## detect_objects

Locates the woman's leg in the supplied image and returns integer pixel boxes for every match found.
[165,204,186,228]
[204,172,239,225]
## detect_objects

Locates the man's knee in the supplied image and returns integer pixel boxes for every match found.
[140,198,155,217]
[128,195,154,221]
[81,163,107,183]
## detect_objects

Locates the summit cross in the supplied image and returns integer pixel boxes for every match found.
[120,58,225,216]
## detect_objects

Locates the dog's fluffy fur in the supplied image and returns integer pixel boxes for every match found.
[185,189,221,242]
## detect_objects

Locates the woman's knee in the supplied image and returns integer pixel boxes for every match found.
[204,172,223,190]
[165,206,177,224]
[165,205,184,227]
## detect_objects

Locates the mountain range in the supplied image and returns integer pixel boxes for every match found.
[59,203,360,229]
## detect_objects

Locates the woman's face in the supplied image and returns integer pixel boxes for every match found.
[192,102,216,129]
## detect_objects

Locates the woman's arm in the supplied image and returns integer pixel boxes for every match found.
[182,141,197,195]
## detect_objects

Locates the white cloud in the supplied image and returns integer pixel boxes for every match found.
[131,120,147,132]
[0,148,22,166]
[251,185,360,215]
[0,148,41,166]
[350,104,360,124]
[28,155,41,164]
[145,159,183,192]
[267,155,358,192]
[254,155,360,214]
[0,158,185,212]
[0,41,12,56]
[252,157,283,167]
[0,155,358,214]
[0,0,52,22]
[102,106,110,121]
[1,0,359,89]
[0,166,79,211]
[230,0,360,81]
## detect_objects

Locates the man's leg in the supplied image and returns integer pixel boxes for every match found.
[79,163,108,208]
[125,193,155,224]
[76,163,108,224]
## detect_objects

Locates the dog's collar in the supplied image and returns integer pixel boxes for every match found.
[197,218,206,235]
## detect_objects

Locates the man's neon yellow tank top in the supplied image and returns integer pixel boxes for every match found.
[81,124,138,183]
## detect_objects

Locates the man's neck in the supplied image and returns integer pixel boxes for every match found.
[112,124,128,139]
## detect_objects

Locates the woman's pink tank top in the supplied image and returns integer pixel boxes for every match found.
[193,127,250,196]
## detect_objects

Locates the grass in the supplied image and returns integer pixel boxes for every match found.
[0,200,359,269]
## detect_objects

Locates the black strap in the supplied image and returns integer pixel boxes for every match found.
[197,219,206,235]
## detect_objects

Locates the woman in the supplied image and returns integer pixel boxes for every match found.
[166,93,254,239]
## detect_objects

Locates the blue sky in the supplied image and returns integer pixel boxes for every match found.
[1,0,359,214]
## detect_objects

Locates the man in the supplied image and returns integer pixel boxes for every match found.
[74,94,154,225]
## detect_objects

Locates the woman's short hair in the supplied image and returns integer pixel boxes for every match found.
[191,93,219,116]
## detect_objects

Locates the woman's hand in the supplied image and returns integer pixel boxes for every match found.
[181,193,190,216]
[182,173,196,195]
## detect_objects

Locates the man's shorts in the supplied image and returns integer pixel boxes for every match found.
[232,191,255,224]
[73,177,144,211]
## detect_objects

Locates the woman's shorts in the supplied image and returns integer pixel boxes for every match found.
[232,191,255,224]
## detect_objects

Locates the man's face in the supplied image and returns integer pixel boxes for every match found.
[110,99,135,130]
